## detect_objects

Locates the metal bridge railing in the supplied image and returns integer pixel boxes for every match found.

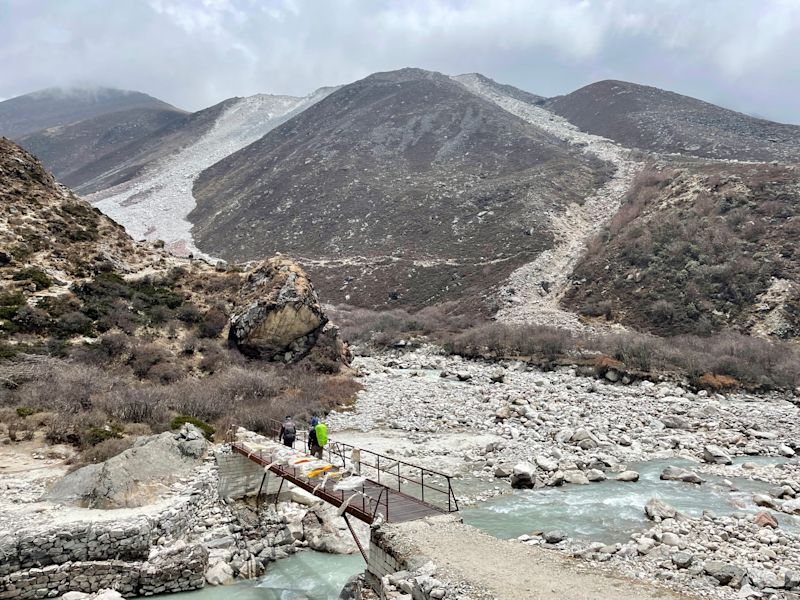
[234,419,460,515]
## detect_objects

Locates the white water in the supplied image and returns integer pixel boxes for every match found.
[462,458,798,544]
[165,551,363,600]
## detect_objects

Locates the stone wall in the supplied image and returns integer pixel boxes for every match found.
[216,451,285,500]
[0,469,217,599]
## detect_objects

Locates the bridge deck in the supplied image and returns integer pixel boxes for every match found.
[230,436,455,525]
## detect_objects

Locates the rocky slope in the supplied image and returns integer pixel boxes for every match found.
[545,80,800,163]
[562,159,800,338]
[191,68,611,309]
[85,90,334,256]
[17,106,188,187]
[0,86,179,139]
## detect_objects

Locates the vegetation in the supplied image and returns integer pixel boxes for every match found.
[170,415,215,440]
[564,162,800,337]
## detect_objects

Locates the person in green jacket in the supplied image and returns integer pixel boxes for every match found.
[311,417,328,459]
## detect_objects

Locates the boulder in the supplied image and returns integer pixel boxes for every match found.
[228,257,349,364]
[645,498,678,521]
[206,560,234,586]
[563,470,590,485]
[660,466,703,485]
[752,511,778,529]
[493,464,512,478]
[753,494,779,510]
[703,561,745,587]
[782,498,800,514]
[543,530,567,544]
[535,456,558,472]
[662,415,691,430]
[671,551,693,568]
[44,424,208,509]
[615,470,640,482]
[586,469,606,482]
[702,444,733,465]
[661,532,682,547]
[510,462,536,489]
[90,591,124,600]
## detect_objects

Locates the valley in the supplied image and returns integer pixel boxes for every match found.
[1,62,799,600]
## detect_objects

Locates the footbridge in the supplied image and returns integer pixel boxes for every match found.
[226,423,459,524]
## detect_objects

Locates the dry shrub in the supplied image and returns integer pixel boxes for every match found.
[71,437,134,469]
[696,373,740,391]
[444,322,571,361]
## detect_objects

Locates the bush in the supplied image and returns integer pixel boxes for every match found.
[54,311,94,337]
[85,424,123,446]
[696,373,740,391]
[198,308,227,338]
[70,437,133,468]
[12,268,52,290]
[16,406,41,418]
[170,415,215,440]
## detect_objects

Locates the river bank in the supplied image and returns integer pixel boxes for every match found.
[328,346,800,599]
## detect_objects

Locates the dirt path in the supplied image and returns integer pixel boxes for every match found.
[455,74,642,331]
[395,517,694,600]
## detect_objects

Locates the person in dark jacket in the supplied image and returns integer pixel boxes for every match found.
[308,416,322,458]
[279,416,296,447]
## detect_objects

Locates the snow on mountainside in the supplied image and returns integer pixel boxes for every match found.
[86,88,336,256]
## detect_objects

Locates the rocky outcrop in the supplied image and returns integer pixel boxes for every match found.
[44,425,208,509]
[229,257,349,364]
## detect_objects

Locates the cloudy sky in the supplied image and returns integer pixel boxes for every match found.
[1,0,799,123]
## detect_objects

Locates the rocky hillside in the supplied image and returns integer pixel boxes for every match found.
[16,106,188,188]
[0,86,179,139]
[191,68,611,309]
[545,80,800,162]
[562,160,800,338]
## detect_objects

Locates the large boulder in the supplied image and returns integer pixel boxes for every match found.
[645,498,678,521]
[702,444,733,465]
[44,425,208,509]
[510,462,536,489]
[660,466,703,485]
[229,257,349,364]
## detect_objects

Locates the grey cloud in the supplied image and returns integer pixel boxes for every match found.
[0,0,798,123]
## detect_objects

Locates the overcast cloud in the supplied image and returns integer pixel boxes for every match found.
[1,0,799,123]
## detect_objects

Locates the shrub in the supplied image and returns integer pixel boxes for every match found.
[85,424,123,447]
[12,268,52,290]
[128,344,168,378]
[696,373,740,391]
[16,406,41,418]
[198,308,227,338]
[71,437,133,468]
[170,415,215,440]
[54,311,94,337]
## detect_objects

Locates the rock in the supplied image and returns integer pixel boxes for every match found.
[563,470,590,485]
[228,258,349,364]
[660,466,703,485]
[62,593,89,600]
[510,462,536,489]
[586,469,606,482]
[489,370,505,383]
[91,591,124,600]
[703,444,733,465]
[785,571,800,590]
[753,494,779,510]
[546,470,565,487]
[645,498,678,521]
[781,498,800,514]
[535,456,558,472]
[752,511,778,529]
[456,372,472,382]
[779,444,795,457]
[338,573,363,600]
[618,434,632,447]
[615,470,640,482]
[493,464,511,478]
[571,428,595,443]
[661,532,682,547]
[636,538,657,555]
[605,369,619,382]
[704,561,746,587]
[543,530,567,544]
[662,415,691,430]
[206,560,234,586]
[44,425,209,509]
[495,406,511,421]
[671,551,694,568]
[748,568,784,590]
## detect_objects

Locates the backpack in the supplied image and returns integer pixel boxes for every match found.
[315,423,328,447]
[283,421,296,438]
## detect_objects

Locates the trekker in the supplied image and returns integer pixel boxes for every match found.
[308,416,322,458]
[278,416,296,448]
[314,418,328,459]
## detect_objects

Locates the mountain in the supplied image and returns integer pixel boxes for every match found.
[84,90,335,256]
[190,68,611,309]
[0,86,181,139]
[545,80,800,162]
[16,106,187,186]
[562,159,800,338]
